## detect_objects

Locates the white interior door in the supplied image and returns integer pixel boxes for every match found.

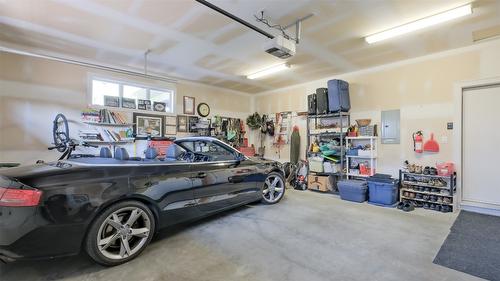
[462,84,500,209]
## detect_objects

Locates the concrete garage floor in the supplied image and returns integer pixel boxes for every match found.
[0,190,483,281]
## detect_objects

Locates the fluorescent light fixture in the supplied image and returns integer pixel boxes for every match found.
[247,63,290,79]
[365,4,472,44]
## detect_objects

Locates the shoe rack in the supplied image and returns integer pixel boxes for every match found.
[398,170,457,213]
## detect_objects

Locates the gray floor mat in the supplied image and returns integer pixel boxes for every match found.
[434,210,500,281]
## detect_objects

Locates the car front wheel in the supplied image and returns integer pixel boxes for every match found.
[85,200,155,266]
[261,172,286,204]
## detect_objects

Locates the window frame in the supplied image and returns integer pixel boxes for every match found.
[87,74,175,114]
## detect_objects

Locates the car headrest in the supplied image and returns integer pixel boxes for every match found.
[165,145,183,159]
[99,147,112,158]
[145,147,158,159]
[114,148,129,161]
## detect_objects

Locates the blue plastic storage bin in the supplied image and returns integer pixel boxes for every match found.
[338,180,367,203]
[346,149,358,156]
[367,175,398,206]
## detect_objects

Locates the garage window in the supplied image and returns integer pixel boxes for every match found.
[90,77,174,113]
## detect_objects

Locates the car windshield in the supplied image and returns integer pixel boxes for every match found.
[178,140,237,161]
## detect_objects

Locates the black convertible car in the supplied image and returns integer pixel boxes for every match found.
[0,137,285,266]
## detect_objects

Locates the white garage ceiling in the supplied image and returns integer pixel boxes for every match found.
[1,0,499,93]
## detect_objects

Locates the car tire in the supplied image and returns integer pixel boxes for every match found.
[84,200,156,266]
[261,172,286,204]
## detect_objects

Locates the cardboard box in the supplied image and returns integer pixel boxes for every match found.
[308,175,334,192]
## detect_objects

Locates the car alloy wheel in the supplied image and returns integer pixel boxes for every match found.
[85,201,155,266]
[97,207,151,260]
[262,172,285,204]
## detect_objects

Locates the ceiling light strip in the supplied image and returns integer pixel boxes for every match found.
[247,64,291,79]
[365,4,472,44]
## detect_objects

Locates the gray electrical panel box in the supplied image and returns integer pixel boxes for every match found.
[381,109,400,144]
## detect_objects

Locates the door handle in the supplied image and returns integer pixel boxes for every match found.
[194,172,207,179]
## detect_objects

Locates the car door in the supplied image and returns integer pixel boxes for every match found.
[129,156,201,228]
[182,140,261,215]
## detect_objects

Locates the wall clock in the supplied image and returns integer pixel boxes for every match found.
[197,103,210,117]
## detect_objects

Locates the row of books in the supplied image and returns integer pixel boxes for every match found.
[79,128,132,142]
[81,108,129,124]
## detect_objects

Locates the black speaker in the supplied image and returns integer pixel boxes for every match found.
[308,94,317,115]
[316,88,328,114]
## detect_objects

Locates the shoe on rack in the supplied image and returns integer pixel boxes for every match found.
[435,205,441,212]
[408,164,416,173]
[415,193,423,200]
[441,206,451,213]
[437,197,443,204]
[423,195,430,201]
[430,167,438,175]
[423,203,430,209]
[403,202,415,212]
[415,165,423,174]
[430,204,436,210]
[436,179,447,187]
[423,166,430,175]
[409,192,416,199]
[397,201,405,210]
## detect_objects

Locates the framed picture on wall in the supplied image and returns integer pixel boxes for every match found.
[165,115,177,126]
[122,98,136,109]
[183,96,195,115]
[104,95,120,107]
[138,99,152,111]
[153,102,166,112]
[133,113,164,139]
[165,125,177,135]
[177,115,188,132]
[188,116,199,133]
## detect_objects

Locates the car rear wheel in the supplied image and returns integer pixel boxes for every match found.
[85,200,155,266]
[261,172,285,204]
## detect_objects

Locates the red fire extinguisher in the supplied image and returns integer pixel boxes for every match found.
[413,131,423,153]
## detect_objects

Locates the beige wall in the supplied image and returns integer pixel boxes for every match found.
[0,52,253,165]
[253,39,500,177]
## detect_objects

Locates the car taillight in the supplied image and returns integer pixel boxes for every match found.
[0,187,42,207]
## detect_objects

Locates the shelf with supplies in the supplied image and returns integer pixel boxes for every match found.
[399,169,457,212]
[346,136,377,140]
[345,136,377,178]
[307,112,350,118]
[84,122,134,127]
[306,109,350,179]
[80,108,135,145]
[346,155,377,159]
[346,173,369,178]
[84,139,135,144]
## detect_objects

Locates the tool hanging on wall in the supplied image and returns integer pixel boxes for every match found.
[412,130,423,153]
[423,133,440,152]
